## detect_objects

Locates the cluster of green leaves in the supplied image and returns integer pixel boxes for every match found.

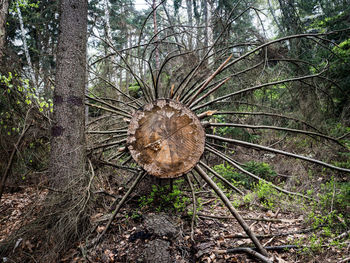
[213,161,277,189]
[139,180,190,213]
[292,176,350,254]
[254,181,282,210]
[128,84,141,98]
[0,72,51,177]
[1,72,53,114]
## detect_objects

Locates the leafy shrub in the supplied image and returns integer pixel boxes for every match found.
[212,163,252,188]
[139,181,190,213]
[243,161,277,182]
[212,161,277,189]
[254,180,281,210]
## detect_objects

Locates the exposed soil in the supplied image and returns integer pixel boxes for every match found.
[1,185,349,262]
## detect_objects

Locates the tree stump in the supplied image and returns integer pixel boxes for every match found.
[127,99,205,178]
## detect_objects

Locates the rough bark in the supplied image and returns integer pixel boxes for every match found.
[0,0,9,66]
[50,0,87,186]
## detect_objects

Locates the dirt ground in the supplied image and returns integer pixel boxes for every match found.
[1,185,349,263]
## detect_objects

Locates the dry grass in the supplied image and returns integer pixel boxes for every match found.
[0,170,95,262]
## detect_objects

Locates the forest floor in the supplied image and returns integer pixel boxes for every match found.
[1,183,349,263]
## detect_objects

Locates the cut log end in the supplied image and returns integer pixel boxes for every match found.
[127,99,205,178]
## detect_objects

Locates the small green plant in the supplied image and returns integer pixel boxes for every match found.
[139,182,190,213]
[212,162,252,188]
[213,161,277,190]
[254,180,281,210]
[243,161,277,182]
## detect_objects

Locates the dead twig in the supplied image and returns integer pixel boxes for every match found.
[185,174,196,242]
[0,120,33,202]
[224,227,316,239]
[195,165,269,257]
[90,171,146,247]
[215,247,273,263]
[196,212,301,223]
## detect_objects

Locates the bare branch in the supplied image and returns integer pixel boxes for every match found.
[206,134,350,173]
[199,161,244,195]
[205,145,312,199]
[86,129,128,135]
[185,174,196,241]
[186,55,232,107]
[194,164,269,257]
[205,122,342,145]
[88,138,127,151]
[92,171,146,246]
[200,111,321,132]
[192,67,327,111]
[85,102,131,119]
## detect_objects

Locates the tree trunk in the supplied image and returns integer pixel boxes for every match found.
[16,2,37,88]
[186,0,193,50]
[153,0,160,69]
[0,0,9,66]
[202,0,208,62]
[50,0,87,186]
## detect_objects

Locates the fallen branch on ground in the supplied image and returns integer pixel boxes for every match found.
[197,212,301,223]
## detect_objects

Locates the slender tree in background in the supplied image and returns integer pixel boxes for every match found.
[0,0,9,66]
[51,0,87,186]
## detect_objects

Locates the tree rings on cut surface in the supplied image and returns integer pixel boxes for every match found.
[127,99,205,178]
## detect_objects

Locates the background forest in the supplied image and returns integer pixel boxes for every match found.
[0,0,349,262]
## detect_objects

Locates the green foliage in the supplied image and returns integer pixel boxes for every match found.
[0,72,51,178]
[298,176,349,253]
[212,162,253,189]
[244,161,277,181]
[139,181,190,213]
[254,181,281,210]
[128,84,141,98]
[213,161,277,190]
[332,39,350,62]
[318,177,350,214]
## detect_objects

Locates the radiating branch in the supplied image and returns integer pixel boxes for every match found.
[206,134,350,173]
[194,165,269,257]
[86,129,128,135]
[205,122,342,145]
[93,171,146,246]
[173,4,252,98]
[88,138,127,151]
[85,102,131,119]
[199,161,244,195]
[181,60,264,104]
[88,69,143,106]
[199,111,321,132]
[86,95,131,116]
[205,145,312,199]
[97,160,140,173]
[192,67,327,111]
[186,55,232,107]
[185,174,197,241]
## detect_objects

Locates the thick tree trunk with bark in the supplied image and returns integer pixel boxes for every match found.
[50,0,87,186]
[0,0,9,66]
